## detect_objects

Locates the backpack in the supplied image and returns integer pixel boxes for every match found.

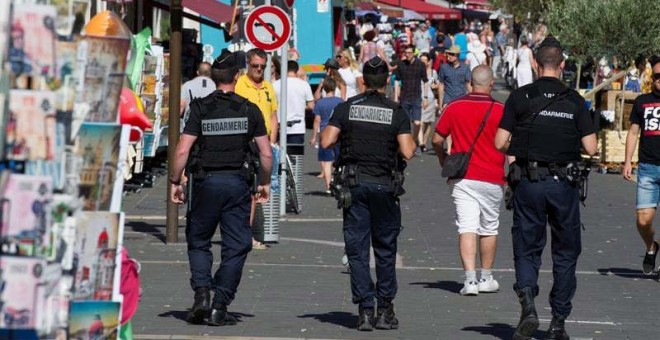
[433,52,447,72]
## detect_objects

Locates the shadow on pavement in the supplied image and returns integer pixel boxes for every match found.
[462,322,545,340]
[409,280,462,294]
[157,310,255,323]
[305,171,322,177]
[597,267,659,280]
[126,221,167,243]
[158,310,188,321]
[305,191,333,197]
[297,311,355,328]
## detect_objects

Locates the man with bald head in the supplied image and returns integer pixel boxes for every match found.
[181,62,215,123]
[432,65,506,296]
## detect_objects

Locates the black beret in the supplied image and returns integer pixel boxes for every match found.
[213,49,236,70]
[362,57,389,76]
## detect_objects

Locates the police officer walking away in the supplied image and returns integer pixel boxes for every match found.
[170,50,273,326]
[320,57,416,331]
[494,36,597,340]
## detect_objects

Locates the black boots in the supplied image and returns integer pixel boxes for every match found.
[357,306,375,331]
[545,316,570,340]
[513,287,539,340]
[375,304,399,330]
[208,303,238,326]
[186,287,211,324]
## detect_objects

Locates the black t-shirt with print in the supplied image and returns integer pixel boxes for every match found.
[630,92,660,165]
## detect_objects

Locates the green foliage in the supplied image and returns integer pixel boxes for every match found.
[489,0,557,24]
[546,0,660,66]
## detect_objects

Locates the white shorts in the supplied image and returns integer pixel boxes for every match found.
[449,179,504,235]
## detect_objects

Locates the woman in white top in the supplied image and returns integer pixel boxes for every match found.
[336,48,364,99]
[516,35,536,88]
[466,40,488,71]
[419,52,439,152]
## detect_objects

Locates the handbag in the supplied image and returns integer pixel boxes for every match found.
[441,100,495,179]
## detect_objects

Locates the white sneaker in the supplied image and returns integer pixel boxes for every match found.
[460,281,479,296]
[477,277,500,293]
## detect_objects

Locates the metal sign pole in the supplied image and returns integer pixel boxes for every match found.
[278,44,289,217]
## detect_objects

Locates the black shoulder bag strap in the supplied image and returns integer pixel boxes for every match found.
[466,99,496,156]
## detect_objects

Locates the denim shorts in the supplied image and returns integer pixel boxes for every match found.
[636,162,660,209]
[402,98,422,121]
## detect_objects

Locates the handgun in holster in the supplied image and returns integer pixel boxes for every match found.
[245,141,261,194]
[506,162,522,186]
[389,156,407,197]
[330,165,352,209]
[188,143,206,180]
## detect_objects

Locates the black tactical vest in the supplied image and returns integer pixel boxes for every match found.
[508,85,582,162]
[192,91,251,170]
[340,91,399,178]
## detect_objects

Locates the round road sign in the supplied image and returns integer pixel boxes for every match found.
[244,5,292,52]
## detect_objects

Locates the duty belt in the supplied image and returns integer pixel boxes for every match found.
[358,173,391,185]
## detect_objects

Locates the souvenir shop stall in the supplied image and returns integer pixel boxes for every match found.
[0,1,148,338]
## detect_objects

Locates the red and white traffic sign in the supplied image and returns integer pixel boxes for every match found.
[284,0,295,9]
[244,5,292,52]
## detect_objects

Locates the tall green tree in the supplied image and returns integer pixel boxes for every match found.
[489,0,559,24]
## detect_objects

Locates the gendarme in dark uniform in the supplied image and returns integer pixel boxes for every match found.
[320,57,415,332]
[169,50,272,327]
[494,36,597,340]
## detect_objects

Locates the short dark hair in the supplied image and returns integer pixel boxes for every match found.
[211,68,238,85]
[651,55,660,69]
[363,73,388,90]
[322,77,337,93]
[436,34,445,44]
[536,46,563,69]
[247,48,267,62]
[288,60,299,73]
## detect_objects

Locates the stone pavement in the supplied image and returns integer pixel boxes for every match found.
[122,85,660,340]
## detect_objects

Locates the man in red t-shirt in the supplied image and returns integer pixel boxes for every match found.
[432,65,506,296]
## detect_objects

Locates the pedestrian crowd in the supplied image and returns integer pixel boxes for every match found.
[171,20,660,340]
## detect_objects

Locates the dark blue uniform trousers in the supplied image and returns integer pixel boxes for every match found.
[186,173,252,306]
[512,177,581,317]
[343,182,401,309]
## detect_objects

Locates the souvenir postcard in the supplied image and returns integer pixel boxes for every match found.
[52,0,89,37]
[72,211,123,301]
[10,4,57,81]
[55,40,78,112]
[76,36,130,123]
[140,94,158,123]
[0,174,52,257]
[5,90,57,161]
[0,1,10,78]
[0,256,46,329]
[76,123,129,212]
[69,301,120,340]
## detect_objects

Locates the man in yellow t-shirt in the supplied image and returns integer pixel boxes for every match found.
[235,48,279,144]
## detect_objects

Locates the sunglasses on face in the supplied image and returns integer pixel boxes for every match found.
[653,73,660,81]
[446,52,458,57]
[250,64,266,70]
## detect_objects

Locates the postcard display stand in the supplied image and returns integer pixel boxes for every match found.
[0,3,131,339]
[139,46,166,158]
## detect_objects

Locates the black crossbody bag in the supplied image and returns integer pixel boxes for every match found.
[441,100,495,179]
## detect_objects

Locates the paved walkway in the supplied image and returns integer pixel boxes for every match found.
[123,84,659,339]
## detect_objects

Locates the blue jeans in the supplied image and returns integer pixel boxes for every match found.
[636,162,660,209]
[186,173,252,306]
[511,177,581,317]
[343,182,402,308]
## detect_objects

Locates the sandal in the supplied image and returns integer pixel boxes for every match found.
[252,240,268,250]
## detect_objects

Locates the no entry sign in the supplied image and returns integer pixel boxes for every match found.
[244,5,292,52]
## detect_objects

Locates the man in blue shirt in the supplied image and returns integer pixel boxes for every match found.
[492,25,509,77]
[453,25,469,63]
[438,45,472,108]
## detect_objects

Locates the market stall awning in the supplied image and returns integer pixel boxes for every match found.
[464,0,491,11]
[364,2,405,19]
[377,0,462,20]
[182,0,240,25]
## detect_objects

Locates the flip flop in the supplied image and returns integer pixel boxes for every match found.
[252,240,268,250]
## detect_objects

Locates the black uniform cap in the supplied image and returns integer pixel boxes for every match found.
[213,49,236,70]
[362,57,389,76]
